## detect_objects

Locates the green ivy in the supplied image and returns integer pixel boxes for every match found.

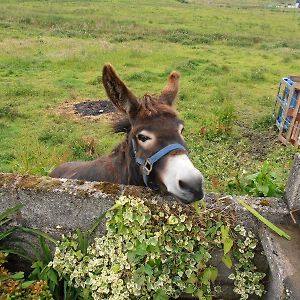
[51,196,266,300]
[229,225,266,300]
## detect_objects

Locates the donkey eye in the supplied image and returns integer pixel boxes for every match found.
[137,134,151,143]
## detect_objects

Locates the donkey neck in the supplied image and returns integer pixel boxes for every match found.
[109,138,144,186]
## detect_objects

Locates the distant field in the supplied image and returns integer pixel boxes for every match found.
[0,0,299,193]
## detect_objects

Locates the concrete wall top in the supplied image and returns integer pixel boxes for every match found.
[0,173,291,238]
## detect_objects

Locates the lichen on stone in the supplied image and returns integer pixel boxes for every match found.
[92,182,121,195]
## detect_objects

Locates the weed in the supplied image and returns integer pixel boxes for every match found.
[175,58,208,73]
[88,75,102,86]
[244,67,267,81]
[125,71,157,82]
[215,102,237,134]
[204,63,228,75]
[253,114,275,130]
[0,153,16,164]
[0,105,24,120]
[38,131,65,146]
[211,86,229,103]
[227,162,284,197]
[258,95,273,106]
[70,137,98,160]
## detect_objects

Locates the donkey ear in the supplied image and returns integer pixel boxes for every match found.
[159,71,180,106]
[102,64,140,118]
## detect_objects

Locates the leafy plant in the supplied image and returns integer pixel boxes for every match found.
[0,205,53,299]
[253,114,275,130]
[227,162,284,197]
[51,196,265,300]
[0,204,32,260]
[0,105,24,120]
[28,210,106,299]
[229,225,266,300]
[0,204,104,299]
[0,253,54,300]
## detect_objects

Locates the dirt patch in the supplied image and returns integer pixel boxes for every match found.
[53,99,120,121]
[74,100,116,116]
[237,121,278,159]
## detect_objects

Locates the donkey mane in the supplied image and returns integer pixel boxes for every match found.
[112,117,131,134]
[112,94,177,134]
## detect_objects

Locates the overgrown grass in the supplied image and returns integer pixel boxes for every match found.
[0,0,299,192]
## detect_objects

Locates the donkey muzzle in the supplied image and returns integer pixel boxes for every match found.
[160,154,205,204]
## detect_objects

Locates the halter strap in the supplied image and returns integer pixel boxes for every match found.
[132,139,186,189]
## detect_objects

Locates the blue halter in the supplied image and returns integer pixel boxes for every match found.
[132,139,187,190]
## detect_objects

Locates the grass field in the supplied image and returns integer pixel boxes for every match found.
[0,0,300,194]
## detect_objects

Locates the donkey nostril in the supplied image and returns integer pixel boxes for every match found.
[179,180,190,191]
[178,179,204,199]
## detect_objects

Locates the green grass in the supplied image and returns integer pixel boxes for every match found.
[0,0,299,193]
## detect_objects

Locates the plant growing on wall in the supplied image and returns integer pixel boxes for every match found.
[51,196,266,300]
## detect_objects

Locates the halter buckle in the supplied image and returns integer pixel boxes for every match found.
[143,159,153,175]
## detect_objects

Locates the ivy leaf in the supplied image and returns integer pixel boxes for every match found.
[194,248,204,262]
[187,272,198,284]
[168,215,179,225]
[148,236,158,246]
[153,288,168,300]
[133,268,145,287]
[144,263,153,276]
[175,223,185,232]
[221,253,233,269]
[195,289,204,299]
[184,285,195,294]
[112,264,120,273]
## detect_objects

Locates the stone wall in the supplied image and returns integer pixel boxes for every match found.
[0,173,291,237]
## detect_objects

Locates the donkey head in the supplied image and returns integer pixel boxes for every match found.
[102,64,204,204]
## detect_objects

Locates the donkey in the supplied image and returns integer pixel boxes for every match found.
[50,64,204,204]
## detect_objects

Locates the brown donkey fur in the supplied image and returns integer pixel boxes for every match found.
[50,64,204,203]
